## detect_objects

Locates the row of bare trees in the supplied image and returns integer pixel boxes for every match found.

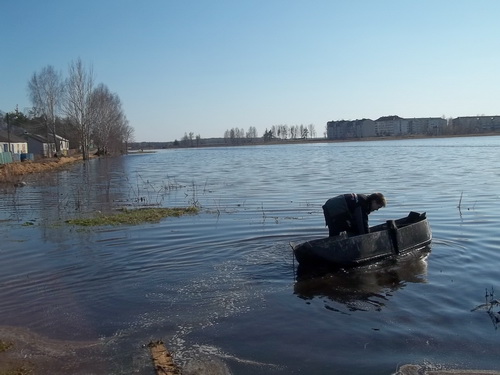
[223,126,258,140]
[180,132,201,147]
[27,58,133,160]
[221,124,318,145]
[263,124,316,141]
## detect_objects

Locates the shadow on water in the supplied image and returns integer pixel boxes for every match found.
[293,246,431,312]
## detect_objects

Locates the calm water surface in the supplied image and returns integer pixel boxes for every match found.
[1,136,500,374]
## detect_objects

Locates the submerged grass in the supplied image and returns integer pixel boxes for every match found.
[0,366,34,375]
[66,206,199,226]
[0,340,13,353]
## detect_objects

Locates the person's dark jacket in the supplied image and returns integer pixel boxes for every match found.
[343,193,371,234]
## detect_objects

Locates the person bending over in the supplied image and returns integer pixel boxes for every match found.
[322,193,386,237]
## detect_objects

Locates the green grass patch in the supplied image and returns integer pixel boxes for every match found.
[66,207,199,226]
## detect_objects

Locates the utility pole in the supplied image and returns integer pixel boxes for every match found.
[5,106,20,154]
[5,113,11,153]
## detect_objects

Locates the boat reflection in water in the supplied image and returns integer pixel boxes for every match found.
[293,246,431,312]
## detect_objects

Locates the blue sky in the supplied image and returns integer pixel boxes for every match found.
[1,0,500,142]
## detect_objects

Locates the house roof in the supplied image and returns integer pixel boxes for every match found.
[23,133,68,143]
[24,133,48,143]
[0,130,28,143]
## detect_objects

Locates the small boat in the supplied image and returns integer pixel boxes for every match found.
[291,211,431,268]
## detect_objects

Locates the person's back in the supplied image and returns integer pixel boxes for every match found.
[322,192,386,237]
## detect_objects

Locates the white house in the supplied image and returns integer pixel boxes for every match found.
[0,130,28,154]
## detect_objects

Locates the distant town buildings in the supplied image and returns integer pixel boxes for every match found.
[450,116,500,134]
[326,115,500,140]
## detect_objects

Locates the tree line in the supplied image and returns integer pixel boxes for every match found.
[221,124,317,145]
[264,124,317,140]
[1,58,134,160]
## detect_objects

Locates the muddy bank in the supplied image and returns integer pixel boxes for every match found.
[0,156,85,184]
[0,325,103,374]
[0,326,232,375]
[397,364,500,375]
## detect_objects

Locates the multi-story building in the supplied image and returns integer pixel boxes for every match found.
[406,117,447,136]
[327,115,447,139]
[450,116,500,133]
[326,119,375,139]
[374,115,407,136]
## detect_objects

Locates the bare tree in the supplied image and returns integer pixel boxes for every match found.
[281,124,289,139]
[63,58,94,160]
[300,125,308,139]
[88,83,126,155]
[28,65,64,153]
[271,125,278,139]
[308,123,316,138]
[107,117,131,153]
[246,126,258,138]
[123,121,135,152]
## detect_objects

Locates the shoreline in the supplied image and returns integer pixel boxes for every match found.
[1,133,499,184]
[133,132,500,150]
[0,155,87,184]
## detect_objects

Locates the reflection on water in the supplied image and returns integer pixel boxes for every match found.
[294,248,430,312]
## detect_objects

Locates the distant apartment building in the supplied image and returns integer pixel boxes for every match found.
[450,116,500,133]
[327,115,447,140]
[407,117,446,135]
[326,119,375,139]
[374,116,446,136]
[374,115,406,136]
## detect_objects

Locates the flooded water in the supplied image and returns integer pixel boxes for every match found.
[1,136,500,374]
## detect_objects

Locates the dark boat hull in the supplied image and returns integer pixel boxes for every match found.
[292,212,432,268]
